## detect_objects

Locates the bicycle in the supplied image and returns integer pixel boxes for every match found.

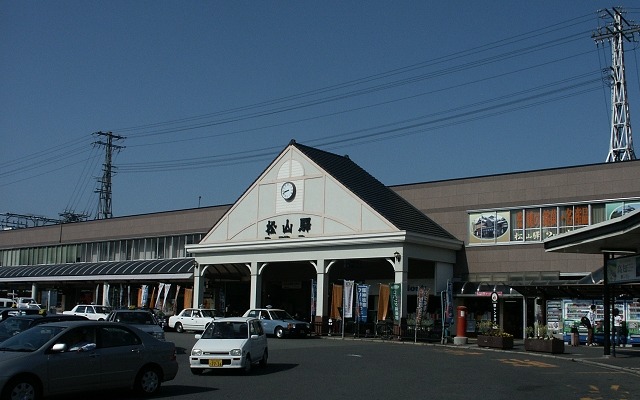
[376,320,394,340]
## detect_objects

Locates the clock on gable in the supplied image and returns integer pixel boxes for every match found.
[280,181,296,202]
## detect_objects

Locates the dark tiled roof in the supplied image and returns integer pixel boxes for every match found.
[293,142,457,240]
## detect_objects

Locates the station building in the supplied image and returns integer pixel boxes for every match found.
[1,141,639,339]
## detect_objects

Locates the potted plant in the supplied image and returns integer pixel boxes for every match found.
[524,324,565,354]
[476,321,514,349]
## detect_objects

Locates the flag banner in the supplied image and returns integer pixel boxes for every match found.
[356,284,370,323]
[390,283,401,322]
[377,284,390,321]
[155,283,164,310]
[445,280,453,325]
[331,284,343,320]
[343,280,354,318]
[311,279,317,317]
[173,285,181,313]
[140,285,149,308]
[416,286,430,325]
[162,284,171,313]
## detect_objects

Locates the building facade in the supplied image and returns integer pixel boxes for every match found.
[1,142,639,340]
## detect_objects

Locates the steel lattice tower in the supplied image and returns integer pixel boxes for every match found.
[93,131,125,219]
[593,8,639,162]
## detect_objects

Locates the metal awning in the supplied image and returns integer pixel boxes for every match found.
[0,258,196,282]
[544,208,640,254]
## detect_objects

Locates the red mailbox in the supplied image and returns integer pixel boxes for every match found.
[456,306,467,338]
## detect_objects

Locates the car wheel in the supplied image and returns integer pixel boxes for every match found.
[275,326,285,338]
[259,349,268,368]
[1,376,41,400]
[243,354,252,374]
[134,366,161,396]
[190,368,204,375]
[175,322,184,333]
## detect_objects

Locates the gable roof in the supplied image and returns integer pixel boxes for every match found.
[293,141,457,240]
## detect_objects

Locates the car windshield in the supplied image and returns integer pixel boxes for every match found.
[201,309,223,318]
[0,318,34,333]
[270,310,294,320]
[115,312,156,325]
[94,306,111,314]
[201,321,248,339]
[0,325,66,352]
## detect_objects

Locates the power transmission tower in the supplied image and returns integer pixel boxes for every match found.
[0,213,62,229]
[593,7,639,162]
[93,131,125,219]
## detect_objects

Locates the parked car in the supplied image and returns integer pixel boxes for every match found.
[168,308,223,333]
[243,308,312,338]
[0,314,88,343]
[15,297,41,310]
[62,304,111,320]
[106,309,165,340]
[189,316,268,374]
[0,320,178,399]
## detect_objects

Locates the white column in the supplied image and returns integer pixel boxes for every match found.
[31,283,38,302]
[313,259,327,317]
[192,263,205,308]
[394,254,408,318]
[102,282,110,306]
[249,262,262,309]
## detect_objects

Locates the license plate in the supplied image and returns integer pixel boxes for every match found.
[208,359,222,367]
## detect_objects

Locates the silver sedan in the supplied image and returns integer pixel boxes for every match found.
[0,320,178,400]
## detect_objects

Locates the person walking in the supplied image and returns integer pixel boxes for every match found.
[586,305,596,346]
[613,308,624,347]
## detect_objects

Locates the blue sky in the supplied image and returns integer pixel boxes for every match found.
[2,2,639,220]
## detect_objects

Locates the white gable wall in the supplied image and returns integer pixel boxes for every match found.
[200,147,397,244]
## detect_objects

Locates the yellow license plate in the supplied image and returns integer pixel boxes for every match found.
[208,359,223,367]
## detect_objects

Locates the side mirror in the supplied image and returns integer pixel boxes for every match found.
[51,343,67,353]
[195,334,202,340]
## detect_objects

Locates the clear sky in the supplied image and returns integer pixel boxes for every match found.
[2,1,639,220]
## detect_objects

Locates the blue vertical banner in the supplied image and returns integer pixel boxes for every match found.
[310,279,317,319]
[390,283,401,322]
[356,284,369,323]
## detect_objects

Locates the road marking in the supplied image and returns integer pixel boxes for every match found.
[498,358,558,368]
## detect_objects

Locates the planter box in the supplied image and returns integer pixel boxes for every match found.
[477,335,513,349]
[524,338,565,354]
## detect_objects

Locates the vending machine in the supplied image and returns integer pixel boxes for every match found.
[559,299,638,345]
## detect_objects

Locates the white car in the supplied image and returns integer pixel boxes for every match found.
[168,308,223,333]
[189,317,268,374]
[62,304,111,321]
[243,308,312,338]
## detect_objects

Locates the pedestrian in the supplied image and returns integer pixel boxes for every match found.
[586,305,596,346]
[613,308,624,347]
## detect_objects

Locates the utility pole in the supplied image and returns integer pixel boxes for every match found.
[93,131,125,219]
[593,7,639,162]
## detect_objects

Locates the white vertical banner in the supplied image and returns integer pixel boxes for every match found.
[162,284,171,313]
[155,283,164,309]
[141,285,149,308]
[343,280,355,318]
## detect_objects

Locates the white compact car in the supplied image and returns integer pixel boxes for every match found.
[168,308,222,333]
[189,317,268,374]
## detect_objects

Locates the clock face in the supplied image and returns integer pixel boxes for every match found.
[281,181,296,201]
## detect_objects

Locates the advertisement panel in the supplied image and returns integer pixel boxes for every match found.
[468,211,510,244]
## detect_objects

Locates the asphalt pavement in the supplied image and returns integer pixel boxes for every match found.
[419,337,640,375]
[325,335,640,375]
